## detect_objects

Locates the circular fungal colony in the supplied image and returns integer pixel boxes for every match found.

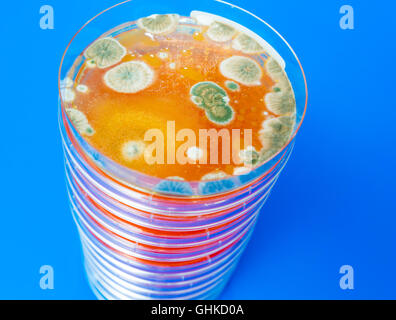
[104,61,154,93]
[121,140,146,161]
[232,33,265,54]
[190,81,234,125]
[62,13,296,186]
[84,37,126,69]
[220,56,262,86]
[137,14,179,35]
[206,21,237,42]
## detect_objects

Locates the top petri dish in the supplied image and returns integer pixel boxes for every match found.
[59,0,307,198]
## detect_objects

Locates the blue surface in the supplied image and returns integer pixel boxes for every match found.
[1,0,395,299]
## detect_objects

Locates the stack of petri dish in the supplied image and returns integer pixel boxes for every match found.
[58,0,307,300]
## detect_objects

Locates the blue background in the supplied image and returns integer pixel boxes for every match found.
[1,0,395,299]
